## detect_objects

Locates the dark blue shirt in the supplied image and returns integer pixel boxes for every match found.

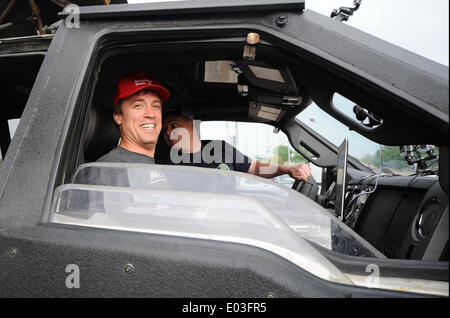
[157,140,252,173]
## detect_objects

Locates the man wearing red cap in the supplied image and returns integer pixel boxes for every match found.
[97,71,170,163]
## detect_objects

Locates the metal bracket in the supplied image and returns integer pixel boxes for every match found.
[330,0,361,22]
[243,45,256,60]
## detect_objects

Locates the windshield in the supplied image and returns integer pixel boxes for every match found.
[297,101,439,175]
[50,163,383,263]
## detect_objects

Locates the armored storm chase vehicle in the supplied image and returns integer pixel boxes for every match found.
[0,0,448,297]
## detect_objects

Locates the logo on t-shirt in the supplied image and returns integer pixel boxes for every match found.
[217,163,230,171]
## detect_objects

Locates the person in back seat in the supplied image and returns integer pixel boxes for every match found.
[159,113,311,182]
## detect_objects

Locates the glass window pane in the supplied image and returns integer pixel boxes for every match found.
[296,103,438,175]
[200,121,322,186]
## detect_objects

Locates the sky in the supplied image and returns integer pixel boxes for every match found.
[127,0,449,65]
[307,0,448,66]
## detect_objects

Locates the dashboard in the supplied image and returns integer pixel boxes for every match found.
[319,169,448,261]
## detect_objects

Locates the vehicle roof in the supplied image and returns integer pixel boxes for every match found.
[59,0,305,19]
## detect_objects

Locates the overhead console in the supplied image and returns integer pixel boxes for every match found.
[233,61,298,95]
[234,61,303,123]
[203,59,305,123]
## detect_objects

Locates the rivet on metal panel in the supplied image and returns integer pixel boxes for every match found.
[276,15,288,27]
[124,263,134,274]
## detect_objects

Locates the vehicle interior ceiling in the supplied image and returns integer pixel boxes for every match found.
[83,40,448,263]
[0,54,44,159]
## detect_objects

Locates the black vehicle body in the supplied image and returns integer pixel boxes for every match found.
[0,0,448,297]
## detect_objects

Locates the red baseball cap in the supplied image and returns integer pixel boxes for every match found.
[113,71,170,106]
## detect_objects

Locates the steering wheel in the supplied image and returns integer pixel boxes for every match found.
[292,175,319,200]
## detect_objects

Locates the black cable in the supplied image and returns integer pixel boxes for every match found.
[344,145,383,222]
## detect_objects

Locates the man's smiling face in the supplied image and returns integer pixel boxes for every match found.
[113,90,162,153]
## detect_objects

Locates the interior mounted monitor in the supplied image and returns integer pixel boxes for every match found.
[335,138,348,220]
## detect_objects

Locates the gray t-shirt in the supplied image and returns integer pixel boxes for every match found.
[88,147,164,212]
[97,147,155,164]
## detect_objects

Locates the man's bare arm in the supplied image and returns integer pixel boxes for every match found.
[247,161,311,182]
